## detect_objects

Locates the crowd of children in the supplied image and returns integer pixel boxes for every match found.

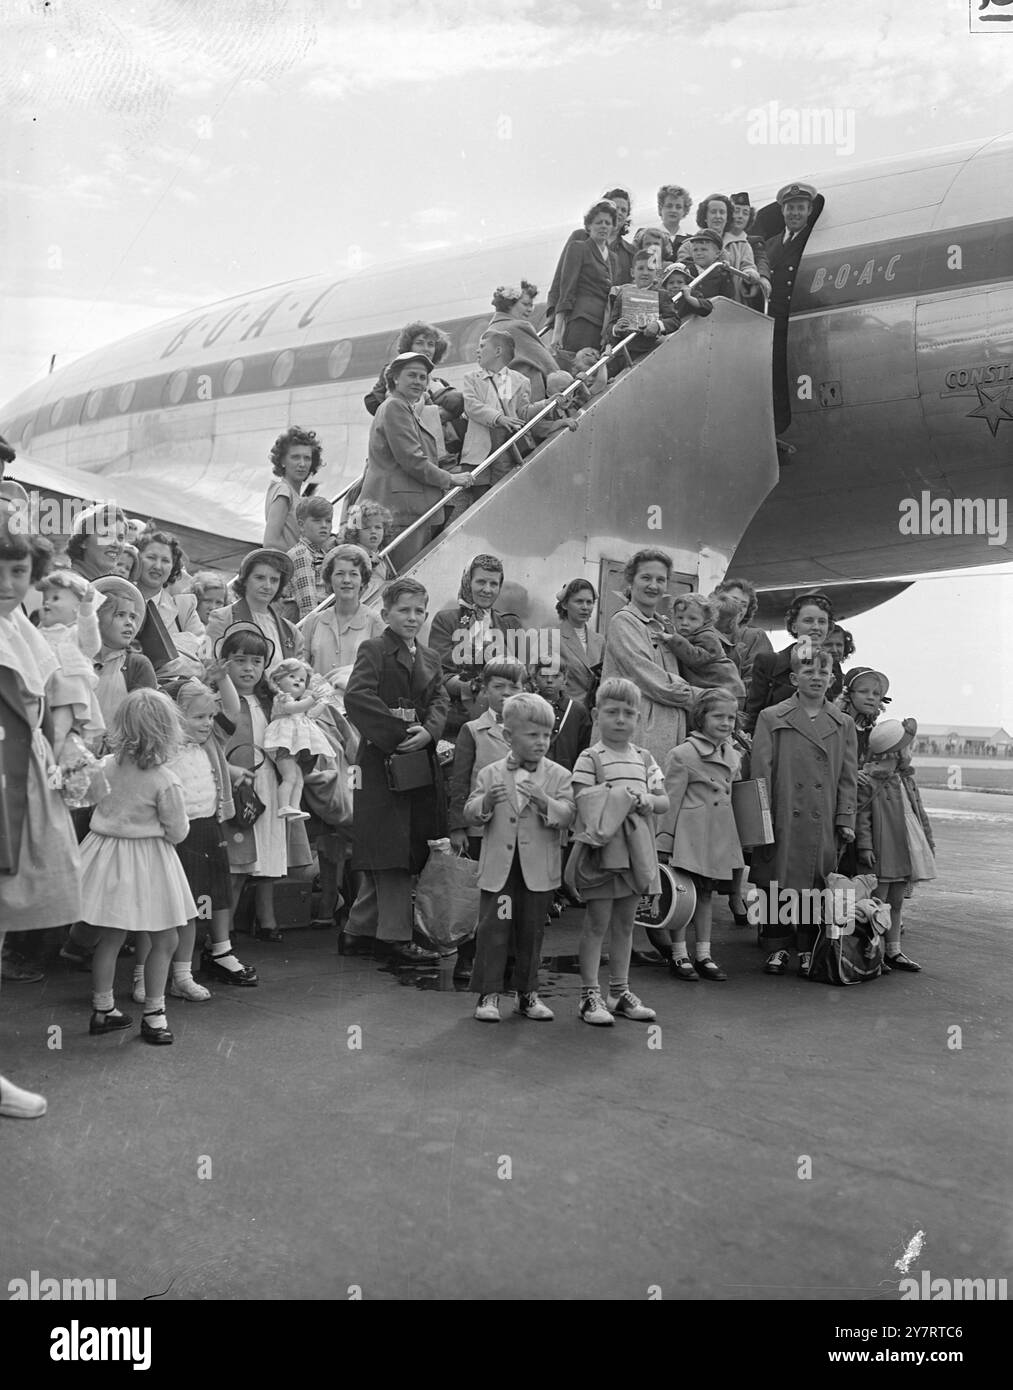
[1,163,945,1110]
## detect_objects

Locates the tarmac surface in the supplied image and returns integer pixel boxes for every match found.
[1,787,1010,1301]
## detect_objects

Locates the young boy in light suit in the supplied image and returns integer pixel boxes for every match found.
[464,693,575,1022]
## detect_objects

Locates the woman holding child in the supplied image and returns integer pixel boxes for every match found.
[600,549,695,767]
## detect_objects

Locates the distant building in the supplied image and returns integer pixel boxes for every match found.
[912,725,1013,758]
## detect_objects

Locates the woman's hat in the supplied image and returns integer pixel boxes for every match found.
[93,575,146,621]
[730,191,752,207]
[387,351,434,375]
[213,619,276,666]
[687,228,723,249]
[867,717,917,757]
[238,548,294,584]
[843,665,890,696]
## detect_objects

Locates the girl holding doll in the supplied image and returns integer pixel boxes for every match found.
[655,689,745,981]
[82,688,196,1045]
[211,623,314,942]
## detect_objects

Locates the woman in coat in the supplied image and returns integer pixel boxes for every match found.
[427,555,523,739]
[359,352,468,565]
[342,586,449,965]
[553,577,605,707]
[548,200,619,355]
[601,549,695,768]
[488,281,561,401]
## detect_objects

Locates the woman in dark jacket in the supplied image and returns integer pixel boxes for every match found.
[342,577,448,964]
[743,591,839,734]
[548,199,619,355]
[427,555,523,738]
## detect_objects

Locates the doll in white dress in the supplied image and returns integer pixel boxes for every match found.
[262,657,333,818]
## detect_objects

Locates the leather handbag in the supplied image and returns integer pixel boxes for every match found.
[230,745,267,827]
[385,748,434,792]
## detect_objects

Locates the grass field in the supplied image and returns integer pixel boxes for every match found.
[911,757,1013,794]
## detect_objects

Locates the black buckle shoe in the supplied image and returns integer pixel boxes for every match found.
[201,952,259,986]
[89,1009,133,1036]
[141,1014,174,1045]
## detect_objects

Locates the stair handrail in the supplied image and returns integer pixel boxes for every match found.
[308,262,729,621]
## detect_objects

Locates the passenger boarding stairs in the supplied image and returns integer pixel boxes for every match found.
[360,294,779,632]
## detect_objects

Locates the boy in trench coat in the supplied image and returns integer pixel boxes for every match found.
[748,646,857,976]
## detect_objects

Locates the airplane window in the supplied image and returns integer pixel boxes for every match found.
[21,416,35,447]
[271,350,295,388]
[223,359,244,395]
[50,398,65,428]
[85,389,104,420]
[118,382,136,412]
[327,341,352,379]
[166,370,188,405]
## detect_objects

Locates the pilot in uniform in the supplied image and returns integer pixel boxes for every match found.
[764,181,818,436]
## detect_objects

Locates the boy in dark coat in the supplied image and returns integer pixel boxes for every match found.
[749,646,858,977]
[343,577,449,964]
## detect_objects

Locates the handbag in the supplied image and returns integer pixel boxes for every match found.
[230,744,267,828]
[414,848,480,950]
[385,748,434,792]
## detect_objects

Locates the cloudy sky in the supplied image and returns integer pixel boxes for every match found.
[2,0,1011,729]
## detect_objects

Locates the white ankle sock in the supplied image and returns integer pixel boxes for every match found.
[171,963,194,983]
[210,940,243,971]
[143,996,167,1026]
[695,941,711,960]
[92,990,117,1014]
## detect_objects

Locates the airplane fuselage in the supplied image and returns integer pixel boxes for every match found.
[1,133,1010,581]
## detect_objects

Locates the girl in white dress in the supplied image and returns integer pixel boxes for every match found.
[82,688,196,1045]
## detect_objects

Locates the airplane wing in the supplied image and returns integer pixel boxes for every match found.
[2,451,259,571]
